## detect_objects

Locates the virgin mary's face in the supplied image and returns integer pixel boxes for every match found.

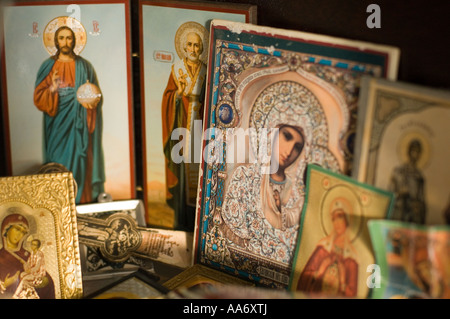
[6,224,28,247]
[273,126,304,171]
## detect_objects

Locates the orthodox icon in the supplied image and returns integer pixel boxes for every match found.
[369,219,450,299]
[2,1,135,204]
[139,0,257,230]
[193,20,399,288]
[34,16,104,204]
[353,77,450,225]
[289,165,394,298]
[0,172,82,299]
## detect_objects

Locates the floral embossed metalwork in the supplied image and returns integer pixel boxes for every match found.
[0,172,82,299]
[195,20,399,289]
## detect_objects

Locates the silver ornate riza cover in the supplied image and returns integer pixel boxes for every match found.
[193,20,400,288]
[0,172,83,299]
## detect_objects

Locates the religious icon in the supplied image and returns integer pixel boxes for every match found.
[353,76,450,225]
[193,19,399,288]
[76,200,159,279]
[217,102,234,126]
[388,137,426,224]
[289,165,394,298]
[0,172,83,299]
[369,219,450,299]
[2,2,135,205]
[296,197,359,297]
[140,1,257,230]
[160,21,208,231]
[77,212,193,269]
[0,211,55,299]
[34,16,105,204]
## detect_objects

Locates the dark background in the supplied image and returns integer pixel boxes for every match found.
[1,0,450,199]
[207,0,450,89]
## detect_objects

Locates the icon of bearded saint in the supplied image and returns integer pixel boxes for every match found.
[34,16,105,205]
[161,21,208,231]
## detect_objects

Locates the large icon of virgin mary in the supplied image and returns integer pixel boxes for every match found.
[217,76,347,265]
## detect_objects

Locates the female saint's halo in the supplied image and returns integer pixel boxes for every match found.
[320,184,364,243]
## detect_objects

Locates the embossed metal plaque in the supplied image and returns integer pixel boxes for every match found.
[193,19,399,288]
[77,213,193,268]
[0,172,83,299]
